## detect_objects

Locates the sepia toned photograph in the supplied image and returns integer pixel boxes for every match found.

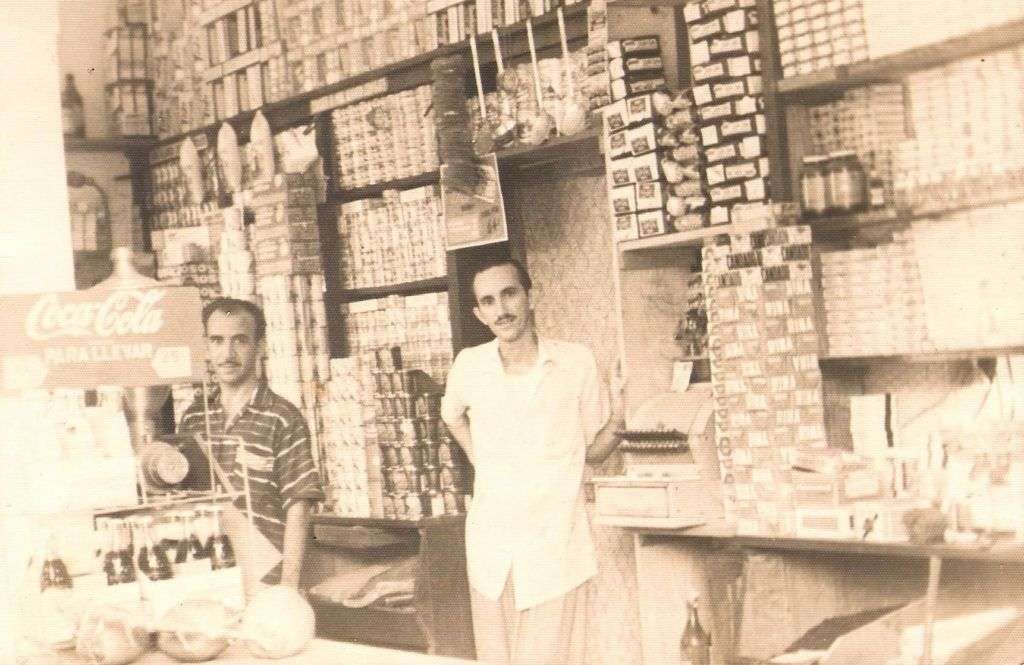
[2,0,1024,663]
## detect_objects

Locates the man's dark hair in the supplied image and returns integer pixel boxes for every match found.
[201,297,267,341]
[469,256,533,300]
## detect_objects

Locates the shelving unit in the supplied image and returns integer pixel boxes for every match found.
[150,2,592,150]
[776,17,1024,97]
[63,136,156,154]
[309,513,474,659]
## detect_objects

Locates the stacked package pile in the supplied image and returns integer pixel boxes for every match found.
[805,85,907,206]
[201,1,290,121]
[683,0,769,228]
[600,41,706,242]
[248,175,329,418]
[335,186,447,290]
[148,137,220,232]
[580,0,610,110]
[820,232,929,358]
[148,0,213,137]
[894,44,1024,215]
[217,208,257,302]
[321,358,374,517]
[702,224,829,536]
[772,0,867,79]
[344,294,455,386]
[371,350,472,520]
[331,86,438,189]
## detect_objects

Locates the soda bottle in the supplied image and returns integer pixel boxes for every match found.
[680,600,711,665]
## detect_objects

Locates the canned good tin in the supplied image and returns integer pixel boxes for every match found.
[437,440,456,466]
[382,494,398,518]
[397,444,425,466]
[442,491,465,515]
[403,492,424,519]
[380,445,399,466]
[423,443,440,467]
[421,465,441,491]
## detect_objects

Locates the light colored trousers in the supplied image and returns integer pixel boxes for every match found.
[470,574,589,665]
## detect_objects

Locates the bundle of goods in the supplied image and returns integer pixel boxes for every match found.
[819,232,930,357]
[148,0,213,138]
[335,185,447,290]
[894,43,1024,215]
[432,53,484,195]
[371,348,472,520]
[465,9,591,156]
[702,223,830,536]
[65,585,315,663]
[602,79,705,242]
[321,357,374,517]
[683,0,769,228]
[331,86,437,189]
[799,84,907,216]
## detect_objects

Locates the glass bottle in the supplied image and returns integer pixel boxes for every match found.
[61,74,85,138]
[40,538,73,591]
[680,600,711,665]
[799,155,829,218]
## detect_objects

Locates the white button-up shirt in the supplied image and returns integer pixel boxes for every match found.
[441,337,608,610]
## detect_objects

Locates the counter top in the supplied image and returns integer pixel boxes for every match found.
[57,639,474,664]
[633,524,1024,563]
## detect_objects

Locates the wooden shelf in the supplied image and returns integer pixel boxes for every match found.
[496,128,603,171]
[312,513,462,530]
[637,526,1024,564]
[618,225,732,253]
[64,136,156,153]
[821,346,1024,366]
[777,17,1024,97]
[332,276,450,304]
[327,171,441,204]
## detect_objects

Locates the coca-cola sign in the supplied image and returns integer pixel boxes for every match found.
[0,285,205,391]
[25,289,166,341]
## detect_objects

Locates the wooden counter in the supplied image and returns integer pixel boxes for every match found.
[56,639,473,664]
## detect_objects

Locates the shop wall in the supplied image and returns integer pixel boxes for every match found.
[504,172,644,665]
[57,0,117,140]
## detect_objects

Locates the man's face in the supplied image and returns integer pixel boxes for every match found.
[472,264,534,343]
[206,310,262,388]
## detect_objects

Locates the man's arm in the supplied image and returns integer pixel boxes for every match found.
[280,499,313,588]
[443,411,474,466]
[585,359,627,466]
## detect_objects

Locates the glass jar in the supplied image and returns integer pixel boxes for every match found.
[827,150,867,213]
[799,155,829,218]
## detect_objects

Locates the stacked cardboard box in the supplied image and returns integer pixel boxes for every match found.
[702,224,829,536]
[331,86,438,189]
[683,0,769,227]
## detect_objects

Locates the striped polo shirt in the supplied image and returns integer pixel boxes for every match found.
[177,380,324,582]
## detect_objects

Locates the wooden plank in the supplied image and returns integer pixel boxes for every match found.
[618,225,732,253]
[335,277,450,304]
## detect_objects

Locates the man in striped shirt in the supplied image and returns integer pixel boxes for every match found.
[178,298,323,592]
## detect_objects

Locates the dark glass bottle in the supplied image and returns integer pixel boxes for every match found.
[61,74,85,138]
[680,601,711,665]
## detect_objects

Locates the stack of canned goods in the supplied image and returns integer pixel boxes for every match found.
[372,350,472,520]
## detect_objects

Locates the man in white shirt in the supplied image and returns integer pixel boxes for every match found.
[441,257,625,665]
